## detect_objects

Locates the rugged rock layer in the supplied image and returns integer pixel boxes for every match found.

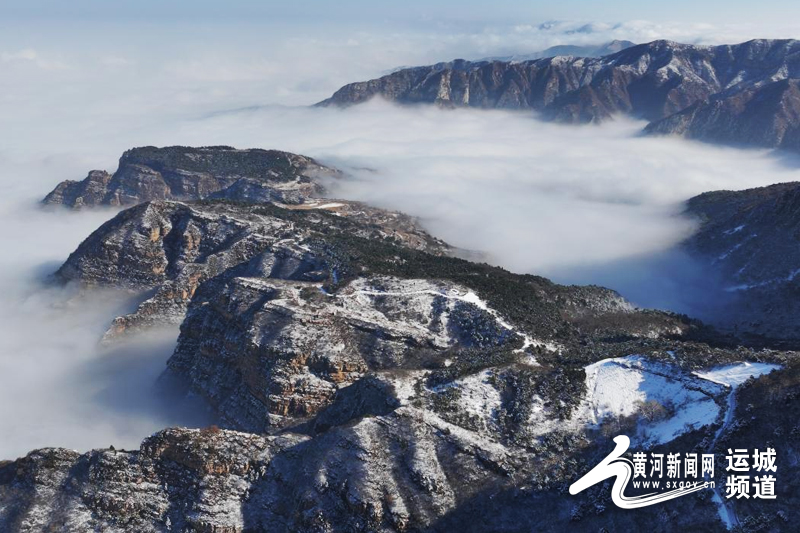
[56,200,449,339]
[684,181,800,343]
[167,274,530,432]
[43,146,335,208]
[319,39,800,151]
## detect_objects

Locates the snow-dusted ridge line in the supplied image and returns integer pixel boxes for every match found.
[343,285,559,358]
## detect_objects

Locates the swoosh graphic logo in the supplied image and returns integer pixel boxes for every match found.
[569,435,706,509]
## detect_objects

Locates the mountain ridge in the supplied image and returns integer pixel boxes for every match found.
[477,39,636,62]
[683,180,800,344]
[318,38,800,152]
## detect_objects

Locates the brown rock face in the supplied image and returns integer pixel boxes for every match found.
[165,275,524,431]
[42,170,112,207]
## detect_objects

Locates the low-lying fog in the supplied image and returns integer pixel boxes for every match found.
[4,102,798,459]
[0,187,211,460]
[144,100,798,315]
[2,19,800,459]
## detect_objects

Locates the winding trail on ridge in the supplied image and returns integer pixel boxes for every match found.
[710,389,739,530]
[694,362,782,530]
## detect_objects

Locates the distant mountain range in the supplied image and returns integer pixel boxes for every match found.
[478,39,635,62]
[319,39,800,152]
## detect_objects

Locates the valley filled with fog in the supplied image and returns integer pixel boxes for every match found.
[1,20,800,459]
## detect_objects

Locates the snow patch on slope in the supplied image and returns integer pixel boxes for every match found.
[432,369,502,432]
[573,357,781,447]
[694,362,781,388]
[577,356,723,446]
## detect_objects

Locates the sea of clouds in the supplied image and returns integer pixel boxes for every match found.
[1,17,799,458]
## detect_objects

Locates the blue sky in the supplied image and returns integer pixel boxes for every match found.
[1,0,797,26]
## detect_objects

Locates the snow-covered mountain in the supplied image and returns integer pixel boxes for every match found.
[319,39,800,152]
[478,39,635,62]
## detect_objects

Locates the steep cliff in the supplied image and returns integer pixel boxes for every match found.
[43,146,334,208]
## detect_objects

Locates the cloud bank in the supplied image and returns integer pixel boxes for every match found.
[2,18,800,458]
[0,201,212,459]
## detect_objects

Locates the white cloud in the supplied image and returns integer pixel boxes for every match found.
[1,47,68,70]
[99,54,133,67]
[1,18,800,458]
[1,47,37,61]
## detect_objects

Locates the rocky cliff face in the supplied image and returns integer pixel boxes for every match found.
[56,199,449,340]
[684,181,800,343]
[2,348,793,531]
[43,146,335,208]
[0,427,308,532]
[320,39,800,151]
[167,274,526,432]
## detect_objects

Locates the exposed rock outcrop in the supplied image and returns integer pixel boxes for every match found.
[42,170,112,208]
[0,427,307,532]
[56,200,449,340]
[43,146,335,208]
[166,275,527,432]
